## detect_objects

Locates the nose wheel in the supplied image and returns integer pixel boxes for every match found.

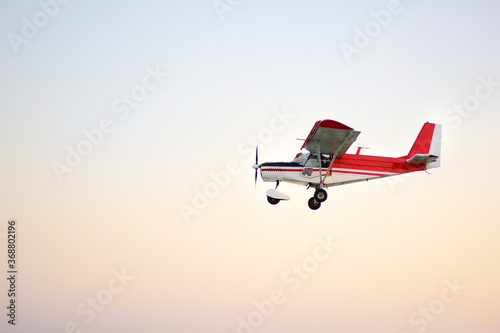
[267,196,280,205]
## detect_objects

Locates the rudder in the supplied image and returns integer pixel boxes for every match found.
[407,122,442,169]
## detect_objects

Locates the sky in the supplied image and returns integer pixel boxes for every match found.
[1,0,499,332]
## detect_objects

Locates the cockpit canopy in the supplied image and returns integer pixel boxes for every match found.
[292,152,331,167]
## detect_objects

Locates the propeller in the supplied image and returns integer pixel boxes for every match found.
[252,145,259,188]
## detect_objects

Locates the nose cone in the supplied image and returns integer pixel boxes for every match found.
[252,163,259,170]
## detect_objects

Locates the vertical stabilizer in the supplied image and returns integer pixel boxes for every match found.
[407,123,442,169]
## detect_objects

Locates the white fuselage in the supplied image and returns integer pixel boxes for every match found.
[259,153,397,187]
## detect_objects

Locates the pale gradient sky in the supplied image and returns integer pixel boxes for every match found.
[1,1,500,332]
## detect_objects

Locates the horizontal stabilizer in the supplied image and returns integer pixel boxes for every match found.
[407,154,439,165]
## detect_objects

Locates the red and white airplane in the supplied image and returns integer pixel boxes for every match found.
[252,120,441,210]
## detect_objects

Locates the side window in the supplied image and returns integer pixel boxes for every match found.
[304,155,319,167]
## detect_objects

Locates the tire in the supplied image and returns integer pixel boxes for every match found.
[314,189,328,202]
[267,196,280,205]
[308,197,321,210]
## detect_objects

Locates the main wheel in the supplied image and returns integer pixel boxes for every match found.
[267,196,280,205]
[314,189,328,202]
[308,197,321,210]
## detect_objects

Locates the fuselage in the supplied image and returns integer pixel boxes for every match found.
[260,152,426,187]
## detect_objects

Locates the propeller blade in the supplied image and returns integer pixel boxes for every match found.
[256,145,258,164]
[254,145,259,189]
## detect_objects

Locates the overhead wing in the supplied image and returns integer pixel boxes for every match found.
[301,120,360,158]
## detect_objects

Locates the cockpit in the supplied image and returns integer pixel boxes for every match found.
[292,152,331,167]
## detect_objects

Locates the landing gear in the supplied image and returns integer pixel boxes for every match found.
[267,196,280,205]
[314,189,328,202]
[308,197,321,210]
[307,188,327,210]
[265,189,290,205]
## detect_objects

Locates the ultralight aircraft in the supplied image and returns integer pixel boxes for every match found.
[252,120,441,210]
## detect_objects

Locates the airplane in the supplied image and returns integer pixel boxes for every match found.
[252,120,441,210]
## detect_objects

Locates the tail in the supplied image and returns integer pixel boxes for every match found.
[406,122,442,169]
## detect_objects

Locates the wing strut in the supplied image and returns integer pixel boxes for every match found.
[318,142,323,188]
[319,130,357,187]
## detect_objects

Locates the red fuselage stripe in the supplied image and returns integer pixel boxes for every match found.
[260,168,391,177]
